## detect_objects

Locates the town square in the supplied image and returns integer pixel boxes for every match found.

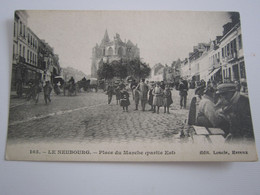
[7,10,255,148]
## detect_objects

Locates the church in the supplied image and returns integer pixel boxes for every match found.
[91,30,140,78]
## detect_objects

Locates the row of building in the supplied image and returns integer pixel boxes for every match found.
[183,20,245,84]
[150,15,246,86]
[11,11,61,91]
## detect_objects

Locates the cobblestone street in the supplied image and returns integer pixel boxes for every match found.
[7,89,194,144]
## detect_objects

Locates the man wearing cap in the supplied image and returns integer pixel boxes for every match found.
[196,86,219,127]
[215,83,254,140]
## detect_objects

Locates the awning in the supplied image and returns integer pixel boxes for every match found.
[206,68,221,80]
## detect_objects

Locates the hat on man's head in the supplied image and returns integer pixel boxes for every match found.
[203,85,215,97]
[216,83,237,94]
[195,85,205,95]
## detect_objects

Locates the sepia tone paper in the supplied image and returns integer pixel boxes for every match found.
[6,10,258,162]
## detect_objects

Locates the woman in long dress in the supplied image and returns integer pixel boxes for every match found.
[152,82,164,114]
[148,84,155,111]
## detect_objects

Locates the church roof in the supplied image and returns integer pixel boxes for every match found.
[100,29,110,46]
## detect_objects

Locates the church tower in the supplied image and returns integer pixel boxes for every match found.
[91,30,140,78]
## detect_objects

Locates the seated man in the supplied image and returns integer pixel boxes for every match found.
[196,86,219,127]
[215,83,255,140]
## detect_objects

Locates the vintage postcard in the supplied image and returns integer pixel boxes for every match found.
[6,10,258,161]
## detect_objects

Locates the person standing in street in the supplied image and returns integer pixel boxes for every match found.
[163,85,173,114]
[130,79,137,100]
[136,78,149,111]
[160,81,165,90]
[133,85,140,110]
[120,87,130,112]
[106,84,114,104]
[148,83,155,111]
[43,81,52,104]
[115,85,121,105]
[178,78,188,109]
[152,82,164,114]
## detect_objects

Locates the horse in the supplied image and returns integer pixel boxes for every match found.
[63,82,77,96]
[77,78,90,92]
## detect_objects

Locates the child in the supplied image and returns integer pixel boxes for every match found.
[133,85,139,110]
[163,85,173,114]
[120,87,130,112]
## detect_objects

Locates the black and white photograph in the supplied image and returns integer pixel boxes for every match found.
[5,10,258,161]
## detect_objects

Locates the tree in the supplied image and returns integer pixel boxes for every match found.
[96,58,151,81]
[111,61,128,79]
[126,58,151,80]
[139,62,151,79]
[97,63,114,80]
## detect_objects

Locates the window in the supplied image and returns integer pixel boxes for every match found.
[23,24,25,37]
[233,39,237,51]
[19,44,21,56]
[238,35,242,49]
[227,44,230,56]
[230,41,233,56]
[19,21,22,35]
[13,22,16,37]
[27,50,29,62]
[240,61,246,78]
[13,45,15,59]
[30,51,32,63]
[28,34,30,44]
[23,46,25,57]
[118,47,123,56]
[108,47,113,56]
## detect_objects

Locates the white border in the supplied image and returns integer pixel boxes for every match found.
[1,0,260,195]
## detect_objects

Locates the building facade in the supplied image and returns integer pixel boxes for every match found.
[11,11,61,92]
[180,19,246,85]
[91,30,140,78]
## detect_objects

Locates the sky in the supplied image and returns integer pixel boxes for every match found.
[27,11,232,75]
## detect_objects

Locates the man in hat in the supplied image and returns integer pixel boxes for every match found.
[178,78,188,109]
[215,83,254,140]
[196,86,219,127]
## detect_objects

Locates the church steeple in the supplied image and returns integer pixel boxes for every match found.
[101,29,110,46]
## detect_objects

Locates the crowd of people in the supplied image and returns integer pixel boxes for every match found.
[106,78,174,114]
[106,77,254,141]
[16,77,54,105]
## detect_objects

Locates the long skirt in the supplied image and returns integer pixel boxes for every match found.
[120,99,130,107]
[153,95,163,107]
[163,97,173,107]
